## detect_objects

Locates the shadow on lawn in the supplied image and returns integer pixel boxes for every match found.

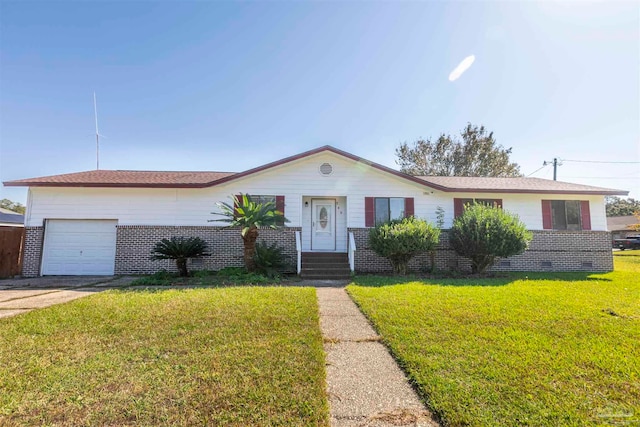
[350,271,611,288]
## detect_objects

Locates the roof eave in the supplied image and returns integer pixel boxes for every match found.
[2,181,210,188]
[440,188,628,196]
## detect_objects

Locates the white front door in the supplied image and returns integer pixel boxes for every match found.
[311,199,336,251]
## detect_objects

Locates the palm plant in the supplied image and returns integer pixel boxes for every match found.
[150,237,210,277]
[212,194,288,272]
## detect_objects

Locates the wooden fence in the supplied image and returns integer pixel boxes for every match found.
[0,226,25,277]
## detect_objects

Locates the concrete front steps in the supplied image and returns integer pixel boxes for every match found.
[301,252,351,280]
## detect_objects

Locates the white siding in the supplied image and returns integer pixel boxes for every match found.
[435,193,607,230]
[25,151,608,231]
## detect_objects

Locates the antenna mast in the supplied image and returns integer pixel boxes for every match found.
[94,92,100,170]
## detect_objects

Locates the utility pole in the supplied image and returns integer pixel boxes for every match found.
[543,158,561,181]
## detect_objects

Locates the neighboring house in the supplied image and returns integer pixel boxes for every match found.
[3,146,628,277]
[607,215,640,240]
[0,207,25,227]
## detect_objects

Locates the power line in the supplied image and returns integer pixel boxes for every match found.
[543,158,561,180]
[562,159,640,164]
[563,176,640,180]
[526,163,549,177]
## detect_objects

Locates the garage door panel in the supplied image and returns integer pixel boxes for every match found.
[41,220,117,276]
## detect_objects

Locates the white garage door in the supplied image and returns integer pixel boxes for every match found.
[41,220,117,275]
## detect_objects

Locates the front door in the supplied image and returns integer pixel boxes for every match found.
[311,199,336,251]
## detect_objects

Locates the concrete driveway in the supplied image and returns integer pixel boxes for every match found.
[0,276,135,319]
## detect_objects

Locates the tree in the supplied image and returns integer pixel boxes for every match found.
[150,237,210,277]
[450,203,532,274]
[395,123,522,177]
[0,199,26,214]
[605,196,640,217]
[368,217,440,275]
[212,194,288,272]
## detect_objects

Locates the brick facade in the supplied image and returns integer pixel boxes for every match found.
[350,228,614,273]
[114,226,300,275]
[21,226,44,277]
[20,224,613,277]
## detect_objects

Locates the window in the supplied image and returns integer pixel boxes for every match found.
[235,194,285,225]
[374,198,405,226]
[551,200,581,230]
[249,195,276,205]
[365,197,414,227]
[541,200,591,230]
[453,198,502,218]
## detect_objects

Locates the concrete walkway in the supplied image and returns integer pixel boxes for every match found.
[317,287,438,427]
[0,276,136,319]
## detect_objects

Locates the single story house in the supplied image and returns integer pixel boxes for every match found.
[0,208,24,227]
[3,146,628,277]
[607,215,640,240]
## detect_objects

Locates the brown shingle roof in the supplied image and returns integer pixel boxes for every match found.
[3,170,236,188]
[415,176,627,195]
[2,146,629,195]
[607,215,640,231]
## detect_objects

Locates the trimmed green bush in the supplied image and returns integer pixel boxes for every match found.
[369,217,440,275]
[450,203,533,274]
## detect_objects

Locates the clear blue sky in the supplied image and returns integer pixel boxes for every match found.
[1,1,638,204]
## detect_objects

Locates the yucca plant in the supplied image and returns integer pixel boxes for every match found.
[150,237,210,277]
[211,194,288,272]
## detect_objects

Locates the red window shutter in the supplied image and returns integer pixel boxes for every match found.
[365,197,375,227]
[495,199,503,208]
[275,195,285,226]
[275,195,285,215]
[454,198,464,218]
[580,201,591,230]
[404,198,414,218]
[541,200,552,229]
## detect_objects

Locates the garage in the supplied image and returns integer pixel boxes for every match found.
[41,220,117,275]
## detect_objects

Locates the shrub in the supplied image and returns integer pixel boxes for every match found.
[253,241,289,278]
[450,203,533,274]
[150,237,210,277]
[369,217,440,275]
[214,266,275,284]
[129,270,179,286]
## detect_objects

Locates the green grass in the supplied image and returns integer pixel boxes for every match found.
[0,287,328,426]
[128,267,296,287]
[347,252,640,426]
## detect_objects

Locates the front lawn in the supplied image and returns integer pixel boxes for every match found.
[347,252,640,426]
[0,287,328,426]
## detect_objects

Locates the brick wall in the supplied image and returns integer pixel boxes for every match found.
[115,226,299,274]
[22,226,44,277]
[349,228,614,273]
[19,224,613,276]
